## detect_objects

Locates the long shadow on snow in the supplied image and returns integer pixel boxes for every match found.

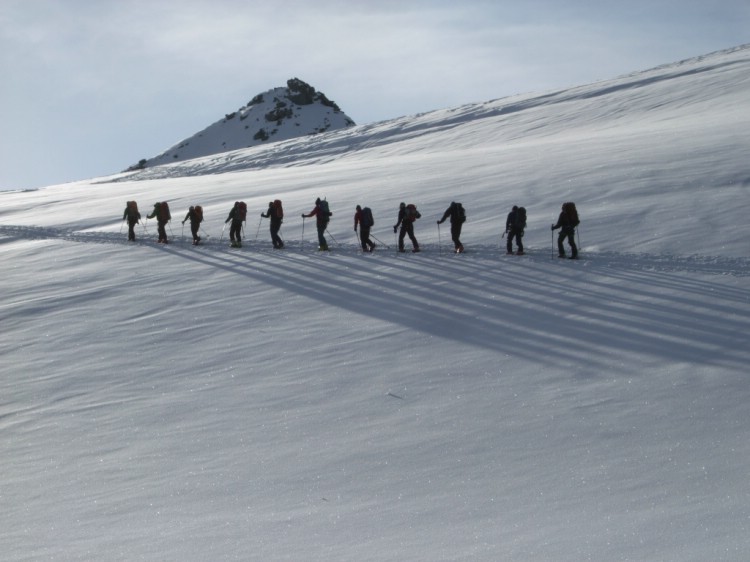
[161,241,750,373]
[4,225,749,373]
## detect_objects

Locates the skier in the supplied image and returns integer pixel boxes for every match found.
[551,202,579,259]
[505,205,526,255]
[261,200,284,249]
[122,201,141,242]
[225,201,246,248]
[182,205,203,245]
[146,202,170,244]
[437,201,465,253]
[393,202,420,253]
[354,205,375,252]
[301,198,331,251]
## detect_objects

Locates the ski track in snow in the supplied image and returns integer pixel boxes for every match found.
[3,223,749,375]
[2,224,749,277]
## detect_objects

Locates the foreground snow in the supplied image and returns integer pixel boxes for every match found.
[1,45,749,561]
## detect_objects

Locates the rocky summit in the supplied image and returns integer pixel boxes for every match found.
[129,78,355,170]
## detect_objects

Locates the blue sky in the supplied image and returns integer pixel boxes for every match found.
[1,0,747,191]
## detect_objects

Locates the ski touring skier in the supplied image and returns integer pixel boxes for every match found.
[505,205,526,255]
[551,202,579,259]
[261,200,284,249]
[393,202,421,253]
[354,205,376,252]
[437,201,466,253]
[123,201,141,242]
[147,201,171,244]
[302,198,332,251]
[182,205,204,245]
[225,201,247,248]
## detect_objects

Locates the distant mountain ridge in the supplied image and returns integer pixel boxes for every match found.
[128,78,355,170]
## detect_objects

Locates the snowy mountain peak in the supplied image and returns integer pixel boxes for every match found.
[128,78,355,170]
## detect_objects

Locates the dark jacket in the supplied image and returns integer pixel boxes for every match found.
[552,211,575,233]
[262,203,283,226]
[226,205,242,224]
[394,205,420,229]
[438,202,463,225]
[147,204,167,223]
[506,210,518,232]
[123,206,141,224]
[304,202,331,226]
[183,208,201,224]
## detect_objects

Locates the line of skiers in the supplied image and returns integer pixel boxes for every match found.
[122,199,580,258]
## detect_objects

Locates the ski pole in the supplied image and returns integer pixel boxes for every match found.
[551,224,554,259]
[200,227,211,240]
[326,228,339,247]
[254,216,263,242]
[437,222,442,255]
[370,233,391,250]
[120,219,125,234]
[220,222,227,243]
[181,222,185,242]
[301,216,306,251]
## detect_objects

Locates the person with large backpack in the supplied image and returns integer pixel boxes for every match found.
[122,200,141,242]
[147,201,171,244]
[182,205,204,245]
[505,205,527,255]
[225,201,247,248]
[301,197,331,251]
[393,202,421,253]
[437,201,466,253]
[261,200,284,249]
[354,205,376,252]
[551,202,580,259]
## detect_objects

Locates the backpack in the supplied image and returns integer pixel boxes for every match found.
[318,199,331,221]
[158,201,171,222]
[273,199,284,219]
[361,206,374,228]
[126,200,139,218]
[563,202,580,227]
[237,201,247,221]
[193,205,203,223]
[515,207,527,230]
[452,202,466,223]
[405,203,420,222]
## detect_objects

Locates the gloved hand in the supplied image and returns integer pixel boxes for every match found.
[301,214,305,218]
[354,227,357,232]
[393,225,397,233]
[182,221,185,225]
[436,220,441,225]
[550,225,554,231]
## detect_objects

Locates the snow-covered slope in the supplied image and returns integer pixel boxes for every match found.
[133,78,354,169]
[1,45,749,561]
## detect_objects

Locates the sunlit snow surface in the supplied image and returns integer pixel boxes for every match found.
[2,45,749,561]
